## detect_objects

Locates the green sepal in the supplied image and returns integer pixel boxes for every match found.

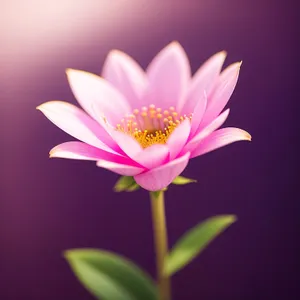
[150,190,161,199]
[164,215,237,276]
[126,182,140,192]
[65,249,158,300]
[172,176,197,185]
[114,176,140,192]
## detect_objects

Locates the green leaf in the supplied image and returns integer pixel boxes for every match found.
[172,176,197,185]
[65,249,158,300]
[164,215,237,276]
[114,176,139,192]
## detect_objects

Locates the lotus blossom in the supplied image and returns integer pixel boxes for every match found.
[37,42,251,191]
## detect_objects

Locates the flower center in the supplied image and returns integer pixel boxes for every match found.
[116,104,192,148]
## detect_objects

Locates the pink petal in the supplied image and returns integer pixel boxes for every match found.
[104,127,170,168]
[88,109,145,161]
[201,62,241,126]
[183,109,230,153]
[134,152,190,191]
[102,50,148,109]
[167,119,191,160]
[191,127,251,158]
[145,41,190,109]
[66,69,131,125]
[50,141,129,162]
[134,144,169,169]
[182,51,227,114]
[96,160,144,176]
[109,130,143,160]
[37,101,118,154]
[189,91,207,138]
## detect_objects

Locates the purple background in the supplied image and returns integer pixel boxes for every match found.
[1,1,298,299]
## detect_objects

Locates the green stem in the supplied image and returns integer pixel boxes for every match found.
[150,191,171,300]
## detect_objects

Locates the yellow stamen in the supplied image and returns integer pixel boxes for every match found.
[115,104,191,148]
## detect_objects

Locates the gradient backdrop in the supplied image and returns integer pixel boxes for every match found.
[1,1,298,299]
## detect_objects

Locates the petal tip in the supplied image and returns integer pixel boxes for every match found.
[65,68,75,75]
[36,103,47,113]
[49,148,57,158]
[218,50,228,59]
[210,50,227,65]
[233,61,243,72]
[167,41,185,53]
[35,101,64,113]
[239,129,252,141]
[170,40,181,47]
[108,49,124,57]
[104,49,135,67]
[36,102,51,111]
[65,68,77,80]
[224,61,242,74]
[224,108,230,117]
[65,68,86,79]
[245,132,252,141]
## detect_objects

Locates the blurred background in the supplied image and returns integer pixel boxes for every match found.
[0,0,298,299]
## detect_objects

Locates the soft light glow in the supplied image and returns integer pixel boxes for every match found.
[2,0,131,52]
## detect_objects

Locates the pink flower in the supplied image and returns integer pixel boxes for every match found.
[37,42,251,191]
